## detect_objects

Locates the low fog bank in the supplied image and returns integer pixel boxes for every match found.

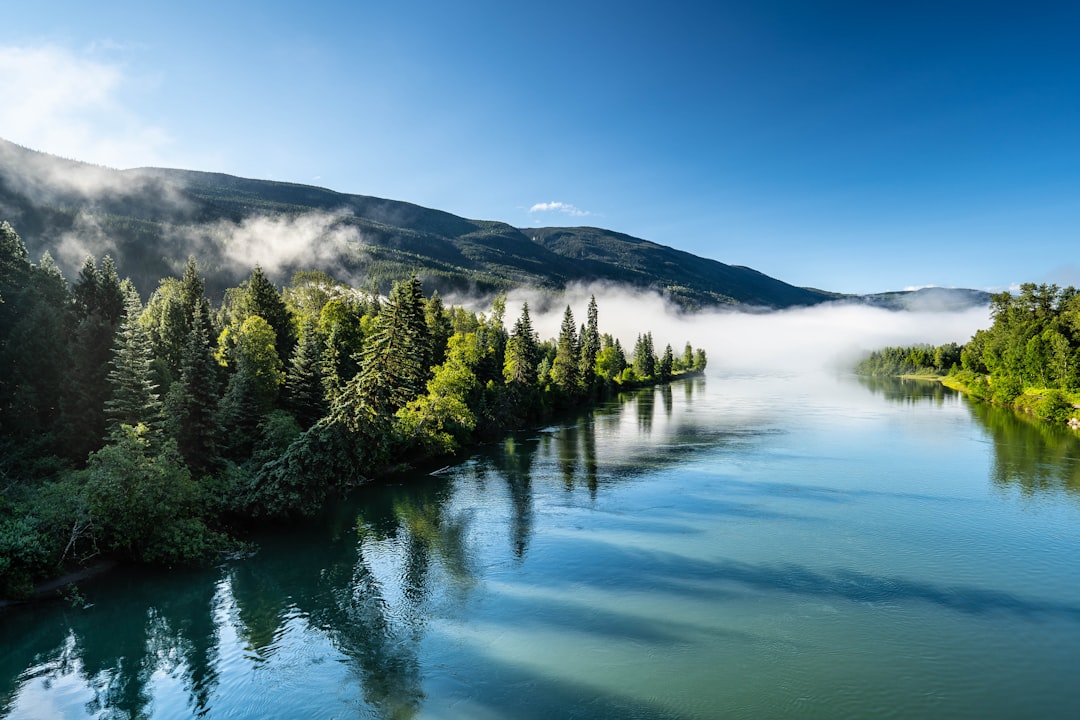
[503,283,990,374]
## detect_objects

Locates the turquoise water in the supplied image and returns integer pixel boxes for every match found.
[3,373,1080,719]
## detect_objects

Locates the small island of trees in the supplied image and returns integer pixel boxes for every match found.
[0,220,707,599]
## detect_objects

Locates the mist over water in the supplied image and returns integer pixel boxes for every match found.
[507,282,991,373]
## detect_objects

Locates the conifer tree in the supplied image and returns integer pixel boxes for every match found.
[551,305,580,395]
[425,290,452,369]
[172,303,220,473]
[104,284,162,436]
[504,302,539,388]
[633,332,656,379]
[579,295,601,390]
[242,266,295,364]
[330,276,430,463]
[285,318,327,429]
[660,343,674,381]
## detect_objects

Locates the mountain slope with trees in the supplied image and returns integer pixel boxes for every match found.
[0,138,985,310]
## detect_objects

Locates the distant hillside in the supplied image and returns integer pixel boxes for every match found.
[0,138,987,311]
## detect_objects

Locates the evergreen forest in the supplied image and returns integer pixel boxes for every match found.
[0,220,707,599]
[856,283,1080,424]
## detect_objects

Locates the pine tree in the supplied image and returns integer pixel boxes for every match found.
[504,302,539,388]
[425,290,452,369]
[285,318,327,429]
[660,343,674,381]
[633,332,656,379]
[172,303,220,473]
[579,295,601,391]
[104,284,162,437]
[551,305,580,395]
[330,276,430,464]
[242,266,295,365]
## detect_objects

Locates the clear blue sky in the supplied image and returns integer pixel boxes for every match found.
[2,1,1077,294]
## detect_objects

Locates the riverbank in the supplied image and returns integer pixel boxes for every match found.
[905,372,1080,429]
[2,373,705,609]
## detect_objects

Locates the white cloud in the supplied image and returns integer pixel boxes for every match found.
[529,201,592,217]
[0,43,172,168]
[177,210,365,276]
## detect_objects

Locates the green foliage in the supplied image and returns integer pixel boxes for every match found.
[104,286,163,436]
[1,214,710,587]
[551,305,579,397]
[861,283,1080,426]
[396,332,482,456]
[75,424,223,564]
[245,420,363,518]
[171,303,221,473]
[0,514,53,598]
[856,343,962,377]
[1033,390,1074,423]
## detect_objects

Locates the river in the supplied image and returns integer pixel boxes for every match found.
[3,372,1079,719]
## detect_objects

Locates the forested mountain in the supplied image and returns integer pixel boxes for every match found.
[0,138,983,310]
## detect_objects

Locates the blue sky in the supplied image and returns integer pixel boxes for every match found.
[1,1,1077,294]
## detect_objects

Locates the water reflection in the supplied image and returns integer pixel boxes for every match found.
[968,401,1080,498]
[15,374,1078,718]
[858,375,1080,499]
[856,375,958,406]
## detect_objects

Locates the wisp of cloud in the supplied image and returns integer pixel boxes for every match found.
[504,282,989,374]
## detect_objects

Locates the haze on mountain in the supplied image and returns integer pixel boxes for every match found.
[0,138,985,311]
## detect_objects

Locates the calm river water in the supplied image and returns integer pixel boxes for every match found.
[3,372,1080,719]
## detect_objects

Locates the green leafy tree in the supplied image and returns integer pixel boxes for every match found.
[218,315,285,458]
[75,424,221,563]
[396,332,482,456]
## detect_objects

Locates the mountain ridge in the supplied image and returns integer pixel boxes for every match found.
[0,138,987,310]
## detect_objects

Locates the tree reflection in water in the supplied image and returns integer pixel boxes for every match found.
[859,375,1080,499]
[0,376,740,720]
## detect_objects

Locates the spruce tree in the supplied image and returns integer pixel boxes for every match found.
[172,303,220,473]
[242,266,296,365]
[425,290,452,369]
[331,276,429,453]
[551,305,580,396]
[660,344,674,381]
[285,318,327,429]
[104,284,162,437]
[579,295,601,390]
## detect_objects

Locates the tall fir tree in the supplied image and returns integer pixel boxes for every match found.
[551,305,580,396]
[285,318,327,429]
[425,290,453,369]
[331,276,430,455]
[503,302,541,419]
[579,295,601,391]
[171,303,221,473]
[104,284,162,437]
[659,343,674,381]
[242,266,296,365]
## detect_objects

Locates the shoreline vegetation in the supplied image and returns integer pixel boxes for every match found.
[1,219,707,603]
[856,283,1080,430]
